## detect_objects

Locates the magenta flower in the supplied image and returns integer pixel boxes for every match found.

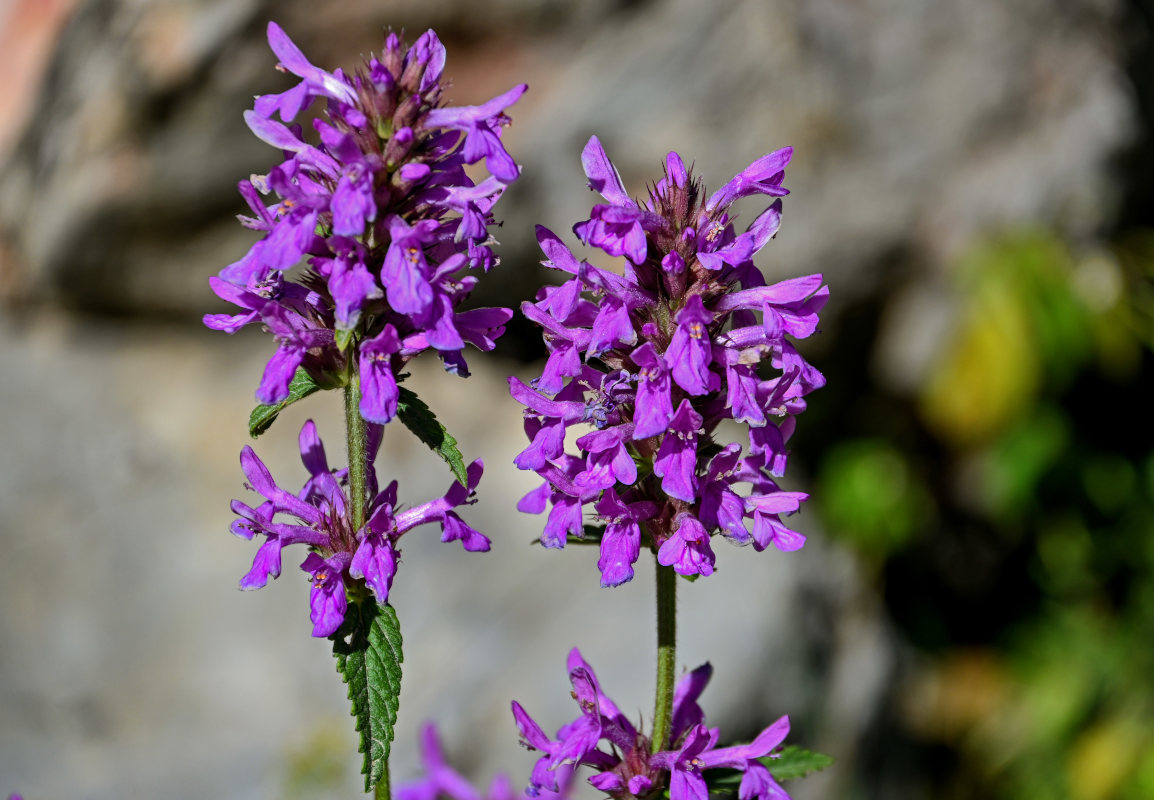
[206,22,523,414]
[512,137,826,584]
[512,649,793,800]
[397,724,577,800]
[229,420,488,636]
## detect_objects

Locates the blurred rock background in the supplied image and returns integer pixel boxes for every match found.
[1,0,1152,798]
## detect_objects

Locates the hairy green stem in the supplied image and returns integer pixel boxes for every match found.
[345,373,369,532]
[652,559,678,752]
[345,373,391,799]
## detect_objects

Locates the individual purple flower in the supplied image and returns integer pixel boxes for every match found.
[207,22,524,414]
[653,401,703,502]
[594,489,658,587]
[229,421,489,636]
[667,295,714,396]
[650,719,792,800]
[397,724,578,800]
[631,342,674,439]
[513,650,793,800]
[425,84,528,182]
[657,513,716,577]
[706,147,793,211]
[301,551,350,637]
[359,324,402,423]
[512,136,825,584]
[254,301,338,405]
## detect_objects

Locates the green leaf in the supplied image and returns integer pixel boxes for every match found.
[704,747,834,796]
[248,368,323,438]
[332,601,403,794]
[396,387,468,486]
[763,746,834,781]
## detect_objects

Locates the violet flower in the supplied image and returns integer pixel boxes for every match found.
[396,724,577,800]
[230,420,488,636]
[512,649,792,800]
[206,23,522,418]
[512,137,826,584]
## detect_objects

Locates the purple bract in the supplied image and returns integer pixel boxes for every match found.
[230,420,488,636]
[512,137,826,584]
[205,23,522,421]
[512,649,792,800]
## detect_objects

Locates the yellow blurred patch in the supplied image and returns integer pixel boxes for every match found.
[1068,716,1147,800]
[920,276,1040,447]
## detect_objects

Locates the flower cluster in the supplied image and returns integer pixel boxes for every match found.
[204,22,523,422]
[397,724,577,800]
[511,136,827,585]
[512,649,792,800]
[230,420,488,636]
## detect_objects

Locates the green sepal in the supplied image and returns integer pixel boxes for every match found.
[332,601,403,794]
[702,746,834,797]
[336,327,356,352]
[248,368,324,438]
[396,387,469,487]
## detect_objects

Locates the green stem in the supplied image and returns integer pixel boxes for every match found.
[345,372,368,533]
[652,559,677,752]
[344,372,391,799]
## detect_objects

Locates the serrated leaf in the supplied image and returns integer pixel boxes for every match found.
[332,601,403,794]
[248,368,322,438]
[396,387,468,486]
[763,746,834,781]
[704,746,834,797]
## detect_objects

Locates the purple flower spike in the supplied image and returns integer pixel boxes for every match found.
[209,22,522,419]
[228,423,489,636]
[511,651,795,800]
[512,136,824,585]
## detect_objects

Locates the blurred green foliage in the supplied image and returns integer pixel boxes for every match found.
[813,229,1154,798]
[817,439,933,561]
